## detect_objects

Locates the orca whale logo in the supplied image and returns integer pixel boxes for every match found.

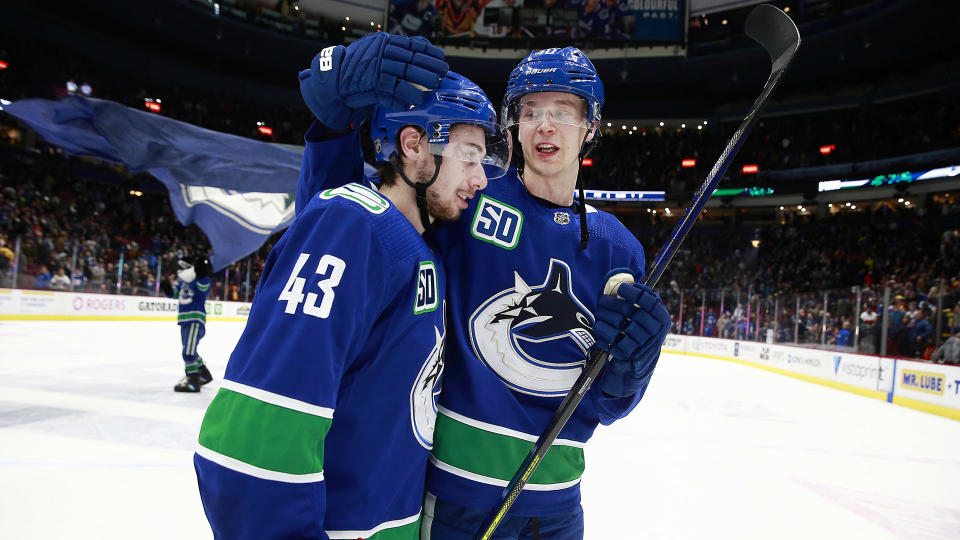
[410,302,445,449]
[469,259,595,396]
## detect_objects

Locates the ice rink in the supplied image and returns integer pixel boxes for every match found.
[1,320,958,539]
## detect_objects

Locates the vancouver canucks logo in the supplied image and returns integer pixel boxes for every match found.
[410,303,445,449]
[179,186,295,235]
[469,259,595,397]
[178,283,194,305]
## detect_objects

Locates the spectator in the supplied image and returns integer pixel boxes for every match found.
[836,320,852,347]
[34,265,52,289]
[930,329,960,365]
[907,310,933,358]
[49,266,71,290]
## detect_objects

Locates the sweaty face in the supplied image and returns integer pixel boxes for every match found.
[424,124,489,221]
[515,92,594,183]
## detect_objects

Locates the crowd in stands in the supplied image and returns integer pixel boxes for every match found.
[588,93,960,192]
[654,203,960,359]
[0,145,275,301]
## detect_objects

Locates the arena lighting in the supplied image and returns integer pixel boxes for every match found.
[681,159,696,168]
[144,98,161,113]
[582,158,593,167]
[742,164,759,174]
[0,60,8,70]
[820,144,836,155]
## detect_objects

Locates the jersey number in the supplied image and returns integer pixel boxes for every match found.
[279,252,346,318]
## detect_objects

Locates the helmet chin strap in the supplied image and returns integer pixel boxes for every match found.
[576,129,596,250]
[395,154,444,233]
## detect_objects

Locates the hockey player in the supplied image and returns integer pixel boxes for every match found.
[159,256,213,393]
[194,37,511,538]
[299,45,672,539]
[298,45,672,539]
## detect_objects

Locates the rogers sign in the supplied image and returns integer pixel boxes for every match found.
[72,296,126,312]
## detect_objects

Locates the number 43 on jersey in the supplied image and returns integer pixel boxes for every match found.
[278,252,346,319]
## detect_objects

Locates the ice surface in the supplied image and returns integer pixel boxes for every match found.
[1,321,957,539]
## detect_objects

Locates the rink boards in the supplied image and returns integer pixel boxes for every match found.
[2,288,958,421]
[0,288,250,322]
[669,334,960,421]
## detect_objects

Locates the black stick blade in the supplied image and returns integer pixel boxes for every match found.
[745,4,801,71]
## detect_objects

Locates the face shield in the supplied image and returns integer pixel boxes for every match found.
[503,92,594,130]
[426,120,511,179]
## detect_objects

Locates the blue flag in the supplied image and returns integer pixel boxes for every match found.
[4,96,302,270]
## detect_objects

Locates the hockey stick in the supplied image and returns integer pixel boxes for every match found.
[472,6,800,539]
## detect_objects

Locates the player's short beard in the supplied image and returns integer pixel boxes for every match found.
[419,162,461,222]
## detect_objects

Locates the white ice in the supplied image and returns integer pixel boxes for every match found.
[1,320,958,539]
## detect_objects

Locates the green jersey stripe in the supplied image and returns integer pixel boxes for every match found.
[198,388,332,475]
[437,406,585,447]
[431,412,584,486]
[195,445,325,484]
[326,512,420,539]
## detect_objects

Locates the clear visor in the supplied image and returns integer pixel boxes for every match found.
[504,97,592,129]
[427,121,511,179]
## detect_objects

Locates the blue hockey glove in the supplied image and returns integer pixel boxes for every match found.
[593,269,672,397]
[299,33,448,130]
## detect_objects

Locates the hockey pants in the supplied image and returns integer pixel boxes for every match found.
[180,322,206,368]
[420,492,584,540]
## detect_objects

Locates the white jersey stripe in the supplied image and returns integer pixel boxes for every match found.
[438,406,585,448]
[429,455,582,491]
[326,511,420,539]
[195,444,325,483]
[220,379,334,418]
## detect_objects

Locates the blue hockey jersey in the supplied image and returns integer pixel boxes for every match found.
[174,277,211,325]
[195,182,446,539]
[298,124,652,517]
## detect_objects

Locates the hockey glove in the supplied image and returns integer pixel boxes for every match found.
[593,269,672,397]
[299,33,448,130]
[159,278,174,298]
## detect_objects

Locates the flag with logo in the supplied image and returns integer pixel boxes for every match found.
[4,96,301,270]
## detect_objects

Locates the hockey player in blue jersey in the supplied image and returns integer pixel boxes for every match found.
[159,256,214,393]
[299,45,671,539]
[194,33,511,539]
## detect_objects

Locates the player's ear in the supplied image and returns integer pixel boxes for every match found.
[398,126,425,162]
[585,120,599,143]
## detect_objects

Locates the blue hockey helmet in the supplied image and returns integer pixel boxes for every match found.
[502,47,604,128]
[371,71,510,179]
